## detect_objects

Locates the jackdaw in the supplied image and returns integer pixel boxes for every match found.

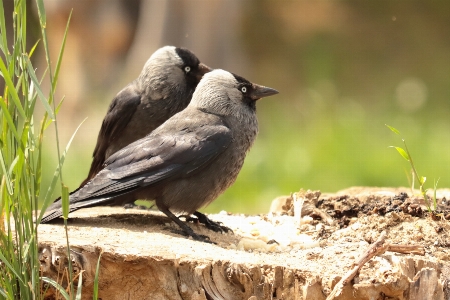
[81,46,212,186]
[41,69,278,242]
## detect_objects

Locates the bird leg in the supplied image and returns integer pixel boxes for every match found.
[184,211,233,233]
[158,206,214,243]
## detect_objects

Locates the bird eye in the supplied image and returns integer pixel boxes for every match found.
[241,86,247,93]
[184,66,191,73]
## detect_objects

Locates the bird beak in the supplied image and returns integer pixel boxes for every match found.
[250,84,279,100]
[195,63,213,81]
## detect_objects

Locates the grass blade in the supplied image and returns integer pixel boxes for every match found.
[0,96,21,142]
[55,96,66,115]
[0,287,7,298]
[0,150,14,195]
[35,0,47,27]
[1,0,73,298]
[0,251,26,285]
[0,0,9,58]
[61,184,69,219]
[75,271,83,300]
[389,146,410,161]
[385,124,400,135]
[41,277,70,300]
[433,178,440,210]
[0,57,26,119]
[52,10,72,95]
[25,55,55,120]
[28,40,40,58]
[38,118,87,221]
[93,252,102,300]
[21,235,34,260]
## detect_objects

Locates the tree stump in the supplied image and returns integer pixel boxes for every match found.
[38,188,450,299]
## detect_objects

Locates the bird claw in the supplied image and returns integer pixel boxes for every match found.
[183,211,233,234]
[167,227,216,244]
[123,203,137,209]
[123,203,154,210]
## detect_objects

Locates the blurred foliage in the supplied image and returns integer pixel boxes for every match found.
[36,1,450,214]
[207,1,450,213]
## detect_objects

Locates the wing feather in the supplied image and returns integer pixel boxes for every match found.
[40,121,232,223]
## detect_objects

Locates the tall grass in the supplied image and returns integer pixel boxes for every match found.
[0,0,73,298]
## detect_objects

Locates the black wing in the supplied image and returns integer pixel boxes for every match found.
[40,123,232,223]
[81,84,141,185]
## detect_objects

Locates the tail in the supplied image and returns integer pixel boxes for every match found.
[40,201,65,223]
[40,195,113,223]
[40,170,144,223]
[39,184,86,223]
[40,192,80,223]
[40,187,135,223]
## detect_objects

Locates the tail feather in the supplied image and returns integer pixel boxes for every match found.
[40,188,136,223]
[39,169,146,224]
[40,208,64,223]
[40,195,115,223]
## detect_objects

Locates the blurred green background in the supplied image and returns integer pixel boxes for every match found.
[11,0,450,214]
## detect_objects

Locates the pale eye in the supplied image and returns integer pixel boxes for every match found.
[241,86,247,93]
[184,66,191,73]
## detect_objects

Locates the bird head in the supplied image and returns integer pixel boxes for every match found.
[139,46,212,99]
[191,69,278,117]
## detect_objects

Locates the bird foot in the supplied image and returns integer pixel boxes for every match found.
[123,203,155,210]
[159,206,217,243]
[167,227,215,244]
[183,211,233,234]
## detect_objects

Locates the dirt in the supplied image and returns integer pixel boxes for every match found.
[37,187,450,299]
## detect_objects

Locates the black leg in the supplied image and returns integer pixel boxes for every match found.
[187,211,233,233]
[158,206,214,244]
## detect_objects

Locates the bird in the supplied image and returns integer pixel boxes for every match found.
[80,46,212,186]
[41,69,279,242]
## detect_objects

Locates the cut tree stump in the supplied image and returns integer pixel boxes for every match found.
[37,187,450,300]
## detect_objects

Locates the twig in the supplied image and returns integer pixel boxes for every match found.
[388,244,425,256]
[326,232,424,300]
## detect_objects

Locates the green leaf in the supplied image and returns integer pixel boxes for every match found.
[389,146,410,161]
[0,287,7,298]
[28,40,40,58]
[0,57,26,119]
[52,10,72,96]
[41,277,70,300]
[76,271,84,300]
[0,0,9,60]
[0,96,21,142]
[8,155,19,178]
[419,176,426,186]
[433,178,440,210]
[93,252,102,300]
[25,55,55,120]
[61,184,69,219]
[55,96,66,115]
[21,235,35,260]
[0,150,13,195]
[0,251,26,285]
[385,124,400,135]
[35,0,47,28]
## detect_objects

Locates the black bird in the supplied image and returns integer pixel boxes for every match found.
[81,46,212,186]
[41,69,278,242]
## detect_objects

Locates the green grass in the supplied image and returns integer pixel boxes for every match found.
[0,0,77,298]
[386,124,439,212]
